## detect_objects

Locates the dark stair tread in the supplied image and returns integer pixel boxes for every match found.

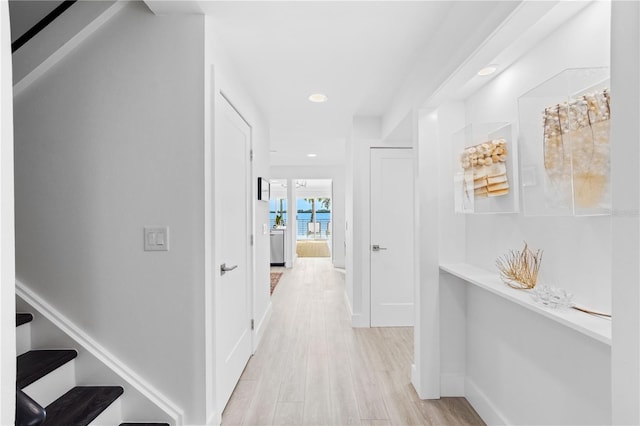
[17,349,78,389]
[44,386,124,426]
[16,313,33,327]
[120,424,170,426]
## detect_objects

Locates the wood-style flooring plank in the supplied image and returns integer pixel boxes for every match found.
[415,398,486,426]
[326,320,361,425]
[302,297,331,425]
[344,328,390,421]
[376,370,428,426]
[273,402,304,425]
[219,379,257,426]
[360,420,392,426]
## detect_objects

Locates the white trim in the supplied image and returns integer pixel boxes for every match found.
[207,410,222,426]
[15,280,184,425]
[465,377,509,426]
[343,287,353,317]
[252,302,272,352]
[13,1,126,97]
[410,363,422,398]
[351,313,368,328]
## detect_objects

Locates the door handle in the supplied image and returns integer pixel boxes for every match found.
[372,244,388,252]
[220,263,238,275]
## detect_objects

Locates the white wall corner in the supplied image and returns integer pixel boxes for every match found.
[353,116,382,139]
[440,373,465,397]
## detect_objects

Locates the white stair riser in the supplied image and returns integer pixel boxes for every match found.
[16,323,31,356]
[89,397,122,425]
[22,360,76,408]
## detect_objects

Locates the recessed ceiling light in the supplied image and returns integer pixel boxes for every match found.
[307,153,317,158]
[308,93,328,103]
[478,65,498,76]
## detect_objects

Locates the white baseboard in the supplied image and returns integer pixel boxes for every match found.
[465,377,509,425]
[253,302,272,352]
[441,373,465,397]
[343,288,353,315]
[410,364,423,398]
[351,313,369,328]
[343,289,369,328]
[16,280,184,425]
[207,410,222,426]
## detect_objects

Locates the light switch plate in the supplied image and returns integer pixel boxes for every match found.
[144,227,169,251]
[263,223,268,235]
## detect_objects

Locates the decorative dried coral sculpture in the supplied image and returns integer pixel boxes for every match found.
[496,242,543,290]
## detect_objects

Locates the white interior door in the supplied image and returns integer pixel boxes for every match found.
[215,94,252,410]
[370,148,414,327]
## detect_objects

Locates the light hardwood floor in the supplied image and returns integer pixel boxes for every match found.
[222,258,484,426]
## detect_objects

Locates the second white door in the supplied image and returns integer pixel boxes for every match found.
[370,148,414,327]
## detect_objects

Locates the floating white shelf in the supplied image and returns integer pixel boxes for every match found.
[439,262,611,345]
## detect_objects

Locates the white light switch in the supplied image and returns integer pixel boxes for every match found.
[263,224,268,235]
[144,227,169,251]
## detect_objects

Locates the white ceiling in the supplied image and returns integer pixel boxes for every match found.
[203,1,456,166]
[146,1,563,167]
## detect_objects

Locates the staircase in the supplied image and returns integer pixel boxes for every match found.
[16,312,170,426]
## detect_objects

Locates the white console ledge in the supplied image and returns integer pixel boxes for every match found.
[439,263,612,346]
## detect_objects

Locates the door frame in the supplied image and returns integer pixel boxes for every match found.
[204,81,255,424]
[369,147,414,327]
[215,90,254,414]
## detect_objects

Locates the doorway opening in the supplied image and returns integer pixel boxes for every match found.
[294,179,332,258]
[268,178,334,296]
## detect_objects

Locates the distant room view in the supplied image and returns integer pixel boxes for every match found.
[294,179,332,259]
[269,179,332,261]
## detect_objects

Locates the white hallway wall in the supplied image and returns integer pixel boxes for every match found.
[270,165,345,270]
[13,3,207,421]
[12,2,271,424]
[428,3,614,424]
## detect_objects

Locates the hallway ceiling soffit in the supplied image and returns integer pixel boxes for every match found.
[420,1,593,111]
[378,0,522,141]
[383,0,593,141]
